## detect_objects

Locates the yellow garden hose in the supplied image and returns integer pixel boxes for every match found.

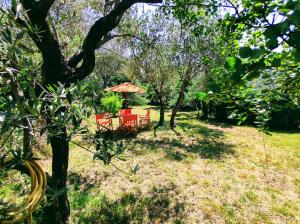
[0,159,47,224]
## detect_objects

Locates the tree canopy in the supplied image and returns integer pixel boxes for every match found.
[1,0,299,223]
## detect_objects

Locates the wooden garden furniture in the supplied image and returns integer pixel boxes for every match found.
[95,113,113,131]
[119,108,131,116]
[119,114,138,131]
[119,109,132,126]
[139,109,150,126]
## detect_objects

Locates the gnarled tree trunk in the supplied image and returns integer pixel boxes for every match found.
[15,1,162,223]
[158,102,165,126]
[170,78,189,130]
[43,128,70,224]
[153,86,165,126]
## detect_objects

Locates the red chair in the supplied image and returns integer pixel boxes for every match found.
[119,109,131,116]
[119,109,132,126]
[139,110,150,126]
[120,114,138,131]
[95,113,113,131]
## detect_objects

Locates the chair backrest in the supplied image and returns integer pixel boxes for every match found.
[119,109,131,116]
[95,113,109,121]
[146,109,150,117]
[121,114,137,125]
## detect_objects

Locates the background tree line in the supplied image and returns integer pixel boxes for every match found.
[0,0,299,223]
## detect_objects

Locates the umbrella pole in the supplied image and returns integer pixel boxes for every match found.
[125,92,128,108]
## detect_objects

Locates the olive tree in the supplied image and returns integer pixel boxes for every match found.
[1,0,161,223]
[125,11,176,126]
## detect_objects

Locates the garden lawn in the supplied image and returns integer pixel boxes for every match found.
[60,107,300,223]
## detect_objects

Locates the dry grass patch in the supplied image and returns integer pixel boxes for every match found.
[1,106,294,223]
[63,106,300,223]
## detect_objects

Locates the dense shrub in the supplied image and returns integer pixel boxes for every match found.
[194,89,300,131]
[101,93,124,116]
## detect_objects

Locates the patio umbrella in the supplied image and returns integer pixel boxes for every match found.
[105,82,144,108]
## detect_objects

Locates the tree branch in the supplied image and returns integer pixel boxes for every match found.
[68,33,151,68]
[65,0,162,83]
[154,2,239,11]
[20,0,66,84]
[2,68,33,155]
[18,0,161,84]
[38,0,56,18]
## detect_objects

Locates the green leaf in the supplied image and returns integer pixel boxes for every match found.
[289,31,300,48]
[16,31,25,40]
[271,58,281,67]
[239,47,252,58]
[23,103,35,115]
[264,27,277,39]
[266,38,278,50]
[231,58,243,81]
[286,0,297,9]
[278,21,290,34]
[293,49,300,62]
[246,71,260,80]
[11,0,17,9]
[235,57,242,69]
[251,48,263,59]
[40,127,47,137]
[287,9,300,26]
[225,57,237,71]
[254,2,264,8]
[131,164,140,173]
[195,92,207,101]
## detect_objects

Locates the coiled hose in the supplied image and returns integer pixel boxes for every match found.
[0,159,47,224]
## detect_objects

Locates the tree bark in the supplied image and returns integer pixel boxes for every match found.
[22,117,32,156]
[43,126,70,224]
[153,86,165,126]
[15,1,162,224]
[200,101,208,120]
[158,102,165,126]
[170,79,189,130]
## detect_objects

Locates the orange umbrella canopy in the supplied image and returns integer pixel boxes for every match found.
[105,82,144,93]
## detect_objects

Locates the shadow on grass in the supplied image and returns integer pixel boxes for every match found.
[203,119,234,129]
[134,121,235,160]
[164,148,188,161]
[71,183,186,224]
[177,121,223,138]
[174,112,198,121]
[68,172,95,190]
[270,129,300,134]
[174,110,236,128]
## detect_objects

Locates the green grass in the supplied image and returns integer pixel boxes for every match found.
[2,106,299,223]
[63,106,300,223]
[0,170,31,218]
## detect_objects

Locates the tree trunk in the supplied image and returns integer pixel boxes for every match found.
[43,127,70,224]
[153,86,165,127]
[16,2,163,223]
[200,101,208,120]
[22,117,32,156]
[42,75,70,224]
[170,78,190,130]
[170,91,184,130]
[158,102,165,126]
[157,91,165,126]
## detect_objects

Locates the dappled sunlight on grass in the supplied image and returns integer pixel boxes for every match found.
[70,182,186,224]
[64,106,300,223]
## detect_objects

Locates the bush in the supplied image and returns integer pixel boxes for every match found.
[128,94,148,106]
[101,93,124,115]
